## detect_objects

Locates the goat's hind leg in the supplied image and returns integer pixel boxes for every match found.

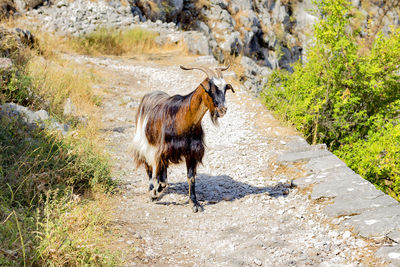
[149,162,168,201]
[157,164,168,194]
[145,163,157,202]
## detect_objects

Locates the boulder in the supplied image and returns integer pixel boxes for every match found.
[135,0,183,22]
[183,31,211,55]
[0,102,70,135]
[13,0,44,12]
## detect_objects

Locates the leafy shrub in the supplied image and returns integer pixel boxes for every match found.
[337,123,400,199]
[262,0,400,199]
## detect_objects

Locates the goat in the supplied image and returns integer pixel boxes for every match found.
[132,65,234,212]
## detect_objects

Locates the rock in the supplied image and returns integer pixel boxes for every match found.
[253,258,262,266]
[0,102,69,135]
[0,102,42,127]
[0,57,12,70]
[35,109,49,120]
[183,31,210,55]
[136,0,183,22]
[220,31,242,56]
[14,0,44,12]
[63,98,77,117]
[342,231,352,239]
[195,20,210,35]
[228,0,252,13]
[127,101,139,109]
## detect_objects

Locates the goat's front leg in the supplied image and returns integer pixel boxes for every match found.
[149,162,168,201]
[186,157,203,212]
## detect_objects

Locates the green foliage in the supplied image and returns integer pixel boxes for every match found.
[0,29,35,107]
[0,68,37,107]
[262,0,400,199]
[337,123,400,199]
[0,32,118,265]
[0,116,115,265]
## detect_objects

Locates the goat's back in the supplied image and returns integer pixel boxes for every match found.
[135,91,170,124]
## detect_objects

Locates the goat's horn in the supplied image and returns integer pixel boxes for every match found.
[180,65,216,79]
[215,63,231,78]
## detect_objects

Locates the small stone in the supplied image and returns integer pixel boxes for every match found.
[127,101,139,108]
[328,230,339,238]
[223,194,234,201]
[343,231,351,239]
[254,258,262,266]
[122,96,133,103]
[63,98,77,116]
[0,58,12,70]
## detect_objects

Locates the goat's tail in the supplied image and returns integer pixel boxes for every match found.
[131,91,169,169]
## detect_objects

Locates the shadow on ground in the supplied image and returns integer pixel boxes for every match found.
[156,173,290,206]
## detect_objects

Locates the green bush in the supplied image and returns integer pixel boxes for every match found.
[336,123,400,199]
[262,0,400,199]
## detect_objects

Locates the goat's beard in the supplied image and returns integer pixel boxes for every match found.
[210,111,219,126]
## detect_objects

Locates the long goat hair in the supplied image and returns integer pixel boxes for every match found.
[132,64,234,212]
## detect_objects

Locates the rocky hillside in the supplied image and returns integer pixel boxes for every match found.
[4,0,400,94]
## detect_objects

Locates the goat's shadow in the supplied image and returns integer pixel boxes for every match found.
[155,173,291,206]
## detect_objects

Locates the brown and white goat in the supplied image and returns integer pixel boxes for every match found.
[132,65,234,212]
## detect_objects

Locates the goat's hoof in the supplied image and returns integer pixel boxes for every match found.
[190,202,204,213]
[149,188,158,202]
[157,182,168,193]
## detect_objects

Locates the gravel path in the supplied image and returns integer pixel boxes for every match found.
[66,53,383,266]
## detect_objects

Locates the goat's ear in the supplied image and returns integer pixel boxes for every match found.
[225,84,235,93]
[200,80,211,92]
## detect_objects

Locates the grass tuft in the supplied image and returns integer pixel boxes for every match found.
[73,27,159,56]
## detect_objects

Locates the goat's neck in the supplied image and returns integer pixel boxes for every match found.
[176,82,209,135]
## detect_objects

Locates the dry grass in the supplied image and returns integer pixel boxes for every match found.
[0,29,120,265]
[71,27,185,56]
[37,189,120,266]
[195,0,211,10]
[233,10,252,33]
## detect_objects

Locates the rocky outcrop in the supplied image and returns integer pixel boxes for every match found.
[13,0,45,12]
[18,0,400,94]
[0,103,70,135]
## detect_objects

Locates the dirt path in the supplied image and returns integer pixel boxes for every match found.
[67,53,381,266]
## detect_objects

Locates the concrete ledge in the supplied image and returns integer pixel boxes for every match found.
[278,136,400,265]
[376,245,400,267]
